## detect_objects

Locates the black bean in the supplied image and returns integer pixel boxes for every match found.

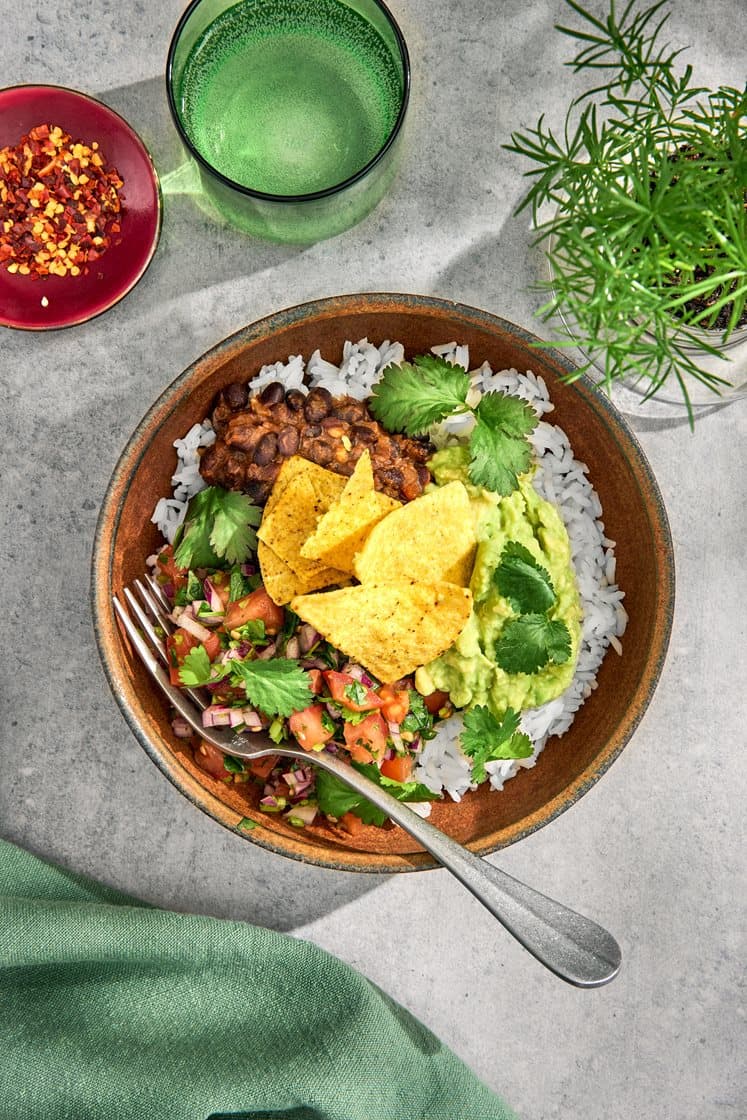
[258,381,285,406]
[304,423,322,438]
[351,423,375,443]
[285,389,306,412]
[222,382,248,410]
[307,443,333,466]
[277,426,300,457]
[304,386,333,421]
[254,432,278,466]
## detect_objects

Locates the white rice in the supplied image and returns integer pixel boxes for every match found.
[152,339,627,805]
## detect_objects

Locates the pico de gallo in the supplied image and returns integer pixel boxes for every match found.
[151,543,451,833]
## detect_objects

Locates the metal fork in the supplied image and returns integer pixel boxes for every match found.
[113,578,621,988]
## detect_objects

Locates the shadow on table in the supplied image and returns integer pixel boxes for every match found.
[99,77,304,301]
[432,220,741,434]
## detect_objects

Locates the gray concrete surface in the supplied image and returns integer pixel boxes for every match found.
[2,1,745,1117]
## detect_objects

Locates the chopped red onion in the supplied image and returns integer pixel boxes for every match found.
[256,641,277,660]
[285,803,317,825]
[171,715,193,739]
[298,624,321,654]
[284,636,301,660]
[202,704,233,728]
[203,578,225,613]
[176,612,213,643]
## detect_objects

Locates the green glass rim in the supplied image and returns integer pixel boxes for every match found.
[165,0,411,204]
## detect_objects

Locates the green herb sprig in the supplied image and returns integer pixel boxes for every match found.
[370,355,538,496]
[492,541,572,674]
[503,0,747,420]
[174,486,262,570]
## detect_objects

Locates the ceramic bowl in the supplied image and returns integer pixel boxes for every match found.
[0,85,161,330]
[92,294,675,871]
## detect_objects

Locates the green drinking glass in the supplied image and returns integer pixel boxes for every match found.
[166,0,410,244]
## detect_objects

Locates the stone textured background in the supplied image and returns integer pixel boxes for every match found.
[2,2,745,1116]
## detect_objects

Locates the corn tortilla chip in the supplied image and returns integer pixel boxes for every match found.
[259,540,350,606]
[291,580,472,683]
[300,451,401,572]
[354,481,477,588]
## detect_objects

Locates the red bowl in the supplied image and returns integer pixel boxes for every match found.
[0,85,161,330]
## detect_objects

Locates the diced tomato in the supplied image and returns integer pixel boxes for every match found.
[307,668,325,695]
[422,689,450,715]
[343,711,388,763]
[166,627,221,686]
[194,740,231,780]
[377,684,410,724]
[224,587,285,634]
[155,544,188,593]
[245,754,280,780]
[324,670,384,712]
[288,704,334,751]
[380,754,414,783]
[340,810,364,836]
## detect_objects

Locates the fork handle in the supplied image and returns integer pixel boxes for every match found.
[254,745,621,988]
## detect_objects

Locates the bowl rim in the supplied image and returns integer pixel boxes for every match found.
[0,83,162,332]
[165,0,411,203]
[92,292,675,872]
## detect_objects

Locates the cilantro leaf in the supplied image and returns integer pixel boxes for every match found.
[460,706,533,783]
[229,658,314,718]
[369,355,470,435]
[494,615,572,675]
[177,645,231,688]
[314,761,436,828]
[468,411,535,495]
[355,762,436,804]
[399,691,436,740]
[314,768,388,826]
[229,566,258,602]
[174,487,261,570]
[475,391,537,439]
[494,541,556,614]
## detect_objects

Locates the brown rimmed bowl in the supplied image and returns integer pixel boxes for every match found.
[92,293,675,871]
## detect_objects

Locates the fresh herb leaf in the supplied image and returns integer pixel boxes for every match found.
[174,570,203,607]
[399,692,436,740]
[460,706,534,783]
[229,566,257,602]
[229,658,314,718]
[369,355,471,435]
[238,817,258,831]
[233,619,267,645]
[355,762,435,804]
[177,645,231,688]
[314,760,436,828]
[468,395,536,495]
[314,768,388,827]
[174,487,261,570]
[222,755,245,774]
[494,541,557,614]
[320,710,337,735]
[494,615,572,675]
[344,680,369,707]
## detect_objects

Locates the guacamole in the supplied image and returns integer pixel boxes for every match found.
[414,446,582,716]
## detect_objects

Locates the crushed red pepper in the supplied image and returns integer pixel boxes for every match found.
[0,123,125,279]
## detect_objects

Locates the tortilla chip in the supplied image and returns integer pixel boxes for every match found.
[353,481,477,588]
[258,540,350,606]
[291,580,472,683]
[300,451,401,572]
[258,459,346,579]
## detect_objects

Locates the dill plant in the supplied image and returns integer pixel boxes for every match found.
[504,0,747,415]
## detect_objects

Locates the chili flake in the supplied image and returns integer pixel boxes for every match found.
[0,123,125,279]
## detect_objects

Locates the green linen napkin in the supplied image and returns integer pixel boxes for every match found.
[0,840,517,1120]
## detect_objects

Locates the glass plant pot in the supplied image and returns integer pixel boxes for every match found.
[166,0,410,245]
